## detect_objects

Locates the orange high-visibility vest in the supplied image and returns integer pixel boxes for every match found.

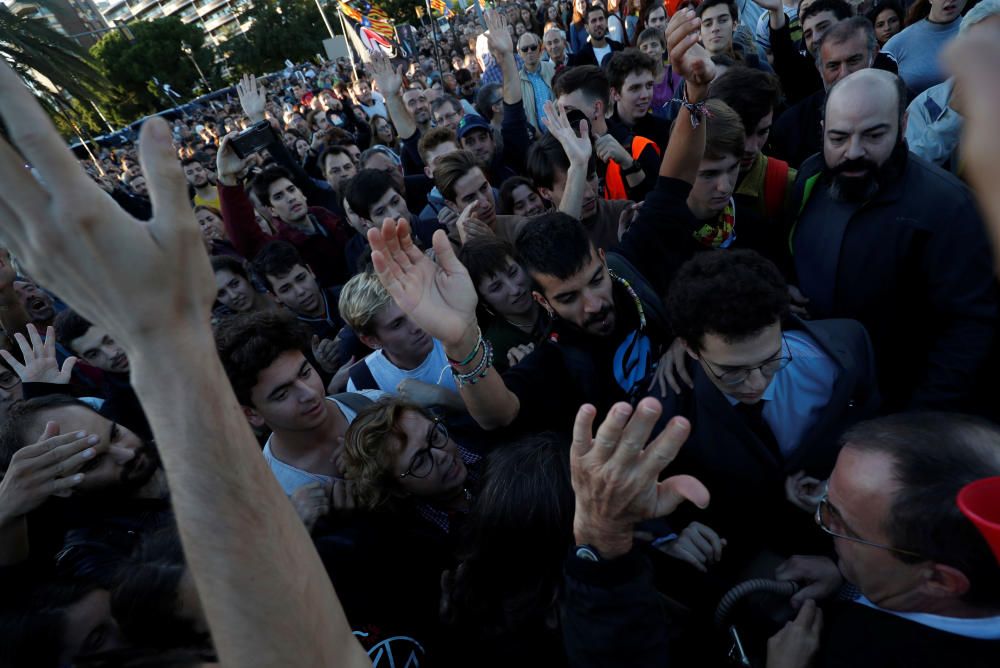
[604,135,660,201]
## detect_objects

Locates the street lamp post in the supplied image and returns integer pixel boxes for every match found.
[181,41,211,94]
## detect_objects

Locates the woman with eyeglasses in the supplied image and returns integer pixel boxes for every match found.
[342,398,482,538]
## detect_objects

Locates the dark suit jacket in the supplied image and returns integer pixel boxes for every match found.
[570,38,624,67]
[650,317,879,556]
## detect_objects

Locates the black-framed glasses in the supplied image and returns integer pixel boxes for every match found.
[700,338,793,387]
[815,490,925,559]
[0,370,21,390]
[399,418,449,479]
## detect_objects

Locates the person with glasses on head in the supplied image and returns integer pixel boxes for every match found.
[769,412,1000,668]
[647,249,878,579]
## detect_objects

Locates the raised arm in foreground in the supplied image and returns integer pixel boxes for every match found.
[0,61,369,668]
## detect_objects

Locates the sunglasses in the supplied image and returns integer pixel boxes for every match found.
[519,44,540,53]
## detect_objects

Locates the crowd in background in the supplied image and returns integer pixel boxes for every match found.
[1,0,1000,665]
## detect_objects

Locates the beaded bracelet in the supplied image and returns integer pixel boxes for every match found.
[681,86,713,129]
[447,327,483,366]
[452,338,495,386]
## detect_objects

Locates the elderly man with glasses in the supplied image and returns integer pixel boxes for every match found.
[769,412,1000,667]
[516,31,557,133]
[646,249,878,579]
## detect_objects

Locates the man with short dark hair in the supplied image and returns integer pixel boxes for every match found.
[216,149,352,287]
[790,68,997,412]
[214,312,377,494]
[181,157,220,209]
[317,145,357,195]
[456,114,516,184]
[571,5,625,67]
[709,66,795,222]
[650,249,877,570]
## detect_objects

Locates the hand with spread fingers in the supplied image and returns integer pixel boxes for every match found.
[0,62,215,354]
[571,398,710,559]
[237,73,267,124]
[367,218,479,350]
[0,324,76,385]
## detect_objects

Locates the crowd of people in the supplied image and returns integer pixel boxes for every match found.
[1,0,1000,665]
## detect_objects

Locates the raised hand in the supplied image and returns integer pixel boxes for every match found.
[237,73,267,124]
[0,324,76,384]
[368,218,479,349]
[368,50,404,98]
[217,132,253,186]
[0,422,100,522]
[667,9,716,94]
[485,10,514,58]
[571,398,710,559]
[0,62,215,351]
[542,100,592,167]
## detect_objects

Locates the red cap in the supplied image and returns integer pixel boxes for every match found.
[957,476,1000,565]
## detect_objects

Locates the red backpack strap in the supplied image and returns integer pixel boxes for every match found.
[762,156,790,220]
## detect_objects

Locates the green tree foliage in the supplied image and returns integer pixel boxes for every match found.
[91,16,221,120]
[226,0,332,75]
[0,8,113,135]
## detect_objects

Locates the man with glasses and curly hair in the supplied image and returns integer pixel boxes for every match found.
[647,249,877,576]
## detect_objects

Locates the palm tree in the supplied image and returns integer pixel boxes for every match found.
[0,6,113,130]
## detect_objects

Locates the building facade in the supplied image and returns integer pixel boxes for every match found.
[8,0,110,48]
[99,0,253,47]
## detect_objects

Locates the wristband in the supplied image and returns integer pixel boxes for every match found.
[681,85,712,129]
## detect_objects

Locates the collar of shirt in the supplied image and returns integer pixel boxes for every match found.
[853,595,1000,640]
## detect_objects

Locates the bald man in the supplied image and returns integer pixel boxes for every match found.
[787,69,997,414]
[516,32,556,132]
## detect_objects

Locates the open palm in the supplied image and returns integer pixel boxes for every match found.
[368,219,478,347]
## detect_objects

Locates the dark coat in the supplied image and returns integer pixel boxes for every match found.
[650,317,878,554]
[570,38,624,67]
[789,151,998,413]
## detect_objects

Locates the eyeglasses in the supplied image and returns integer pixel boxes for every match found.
[399,418,450,479]
[0,372,20,390]
[700,338,793,387]
[519,44,540,53]
[815,490,925,559]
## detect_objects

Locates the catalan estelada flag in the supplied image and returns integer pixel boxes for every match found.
[338,0,395,41]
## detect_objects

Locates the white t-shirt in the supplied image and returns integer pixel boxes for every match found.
[360,91,389,121]
[347,339,458,395]
[262,391,383,494]
[592,43,612,66]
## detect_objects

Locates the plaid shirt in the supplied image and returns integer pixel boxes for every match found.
[415,445,482,534]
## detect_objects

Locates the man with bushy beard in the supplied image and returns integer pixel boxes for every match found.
[0,395,168,575]
[789,68,997,414]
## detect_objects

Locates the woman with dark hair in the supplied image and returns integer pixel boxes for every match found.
[568,0,591,53]
[111,529,210,652]
[442,434,575,665]
[866,0,905,46]
[209,256,275,318]
[498,176,548,217]
[883,0,969,95]
[369,114,399,150]
[459,236,550,371]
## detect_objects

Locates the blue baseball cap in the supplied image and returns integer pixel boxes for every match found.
[456,113,492,141]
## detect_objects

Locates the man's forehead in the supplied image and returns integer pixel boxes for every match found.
[829,446,899,525]
[534,247,601,297]
[271,264,310,284]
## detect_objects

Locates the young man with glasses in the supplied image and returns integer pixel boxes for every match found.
[648,249,878,575]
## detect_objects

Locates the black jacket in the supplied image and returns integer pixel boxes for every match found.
[770,88,824,170]
[570,38,624,67]
[789,151,998,413]
[650,317,878,556]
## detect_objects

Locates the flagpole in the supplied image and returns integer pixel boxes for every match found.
[315,0,337,41]
[336,5,359,78]
[425,0,445,74]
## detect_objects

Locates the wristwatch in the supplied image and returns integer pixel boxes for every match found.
[621,160,642,176]
[574,544,602,562]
